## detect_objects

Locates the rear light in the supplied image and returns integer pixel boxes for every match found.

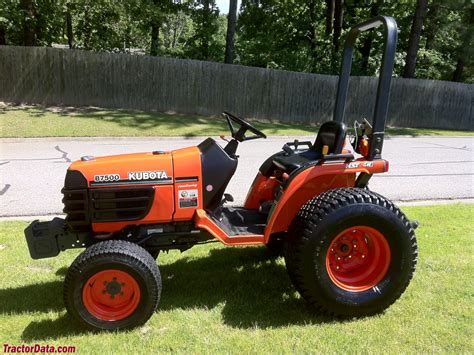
[384,160,390,172]
[358,138,370,157]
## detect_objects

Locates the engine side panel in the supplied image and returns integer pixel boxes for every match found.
[66,152,176,233]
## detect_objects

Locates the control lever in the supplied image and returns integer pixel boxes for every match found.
[220,135,230,143]
[215,193,234,219]
[223,193,234,203]
[282,144,294,155]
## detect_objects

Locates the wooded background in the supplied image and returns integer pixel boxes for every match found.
[0,0,472,83]
[1,46,472,130]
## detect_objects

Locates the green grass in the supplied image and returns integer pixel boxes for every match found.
[1,105,472,138]
[0,204,472,353]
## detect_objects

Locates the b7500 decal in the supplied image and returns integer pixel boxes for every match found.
[94,174,120,182]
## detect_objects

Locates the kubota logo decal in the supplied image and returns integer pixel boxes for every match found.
[128,171,169,181]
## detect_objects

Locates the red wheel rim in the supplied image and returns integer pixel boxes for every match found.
[326,226,391,292]
[82,269,141,321]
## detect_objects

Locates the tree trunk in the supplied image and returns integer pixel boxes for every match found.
[403,0,428,78]
[359,0,382,75]
[424,3,439,50]
[150,23,160,56]
[452,7,474,82]
[20,0,36,46]
[202,0,210,59]
[0,25,5,45]
[333,0,343,52]
[65,4,74,49]
[308,0,318,71]
[325,0,335,35]
[224,0,238,64]
[452,59,465,82]
[83,7,92,50]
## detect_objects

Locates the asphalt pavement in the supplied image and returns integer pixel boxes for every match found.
[0,136,473,217]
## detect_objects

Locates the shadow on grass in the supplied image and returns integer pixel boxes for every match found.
[0,280,64,314]
[14,247,338,341]
[66,108,319,136]
[3,104,319,137]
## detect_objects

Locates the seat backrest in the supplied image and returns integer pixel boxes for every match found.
[312,121,347,155]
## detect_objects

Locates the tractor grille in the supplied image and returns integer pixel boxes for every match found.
[62,189,90,231]
[62,187,154,231]
[89,188,154,222]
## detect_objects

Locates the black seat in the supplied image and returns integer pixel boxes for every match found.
[273,121,347,172]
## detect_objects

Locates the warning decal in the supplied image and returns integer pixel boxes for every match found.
[178,189,198,208]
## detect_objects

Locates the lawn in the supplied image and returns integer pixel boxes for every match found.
[1,105,472,138]
[0,204,472,353]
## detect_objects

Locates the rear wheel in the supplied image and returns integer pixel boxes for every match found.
[285,188,417,317]
[64,240,161,330]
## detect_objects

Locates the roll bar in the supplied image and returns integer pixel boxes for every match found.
[333,16,398,160]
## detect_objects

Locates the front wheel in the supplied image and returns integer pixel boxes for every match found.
[64,240,162,331]
[285,188,417,317]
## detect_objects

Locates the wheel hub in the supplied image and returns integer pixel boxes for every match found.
[82,269,141,321]
[104,278,123,297]
[326,226,391,292]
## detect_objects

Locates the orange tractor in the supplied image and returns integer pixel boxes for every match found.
[25,16,417,331]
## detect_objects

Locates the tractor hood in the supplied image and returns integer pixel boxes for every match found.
[68,152,174,188]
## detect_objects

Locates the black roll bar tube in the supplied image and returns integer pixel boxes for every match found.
[333,16,398,160]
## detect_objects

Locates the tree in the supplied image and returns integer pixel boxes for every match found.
[186,0,221,60]
[325,0,334,35]
[0,18,6,45]
[452,6,473,82]
[424,2,440,50]
[20,0,36,46]
[224,0,238,64]
[403,0,428,78]
[65,2,74,48]
[332,0,343,52]
[358,0,382,75]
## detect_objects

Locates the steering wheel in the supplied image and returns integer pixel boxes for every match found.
[222,111,267,142]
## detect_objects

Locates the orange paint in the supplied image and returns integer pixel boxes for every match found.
[69,152,173,187]
[194,209,264,245]
[172,146,203,221]
[263,159,387,242]
[243,173,279,209]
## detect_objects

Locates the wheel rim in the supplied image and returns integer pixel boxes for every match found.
[326,226,391,292]
[82,269,141,321]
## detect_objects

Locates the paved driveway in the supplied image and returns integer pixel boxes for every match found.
[0,136,472,217]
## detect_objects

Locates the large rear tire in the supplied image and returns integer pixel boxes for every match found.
[285,188,417,317]
[64,240,162,331]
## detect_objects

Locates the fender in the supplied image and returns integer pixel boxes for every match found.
[263,159,388,242]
